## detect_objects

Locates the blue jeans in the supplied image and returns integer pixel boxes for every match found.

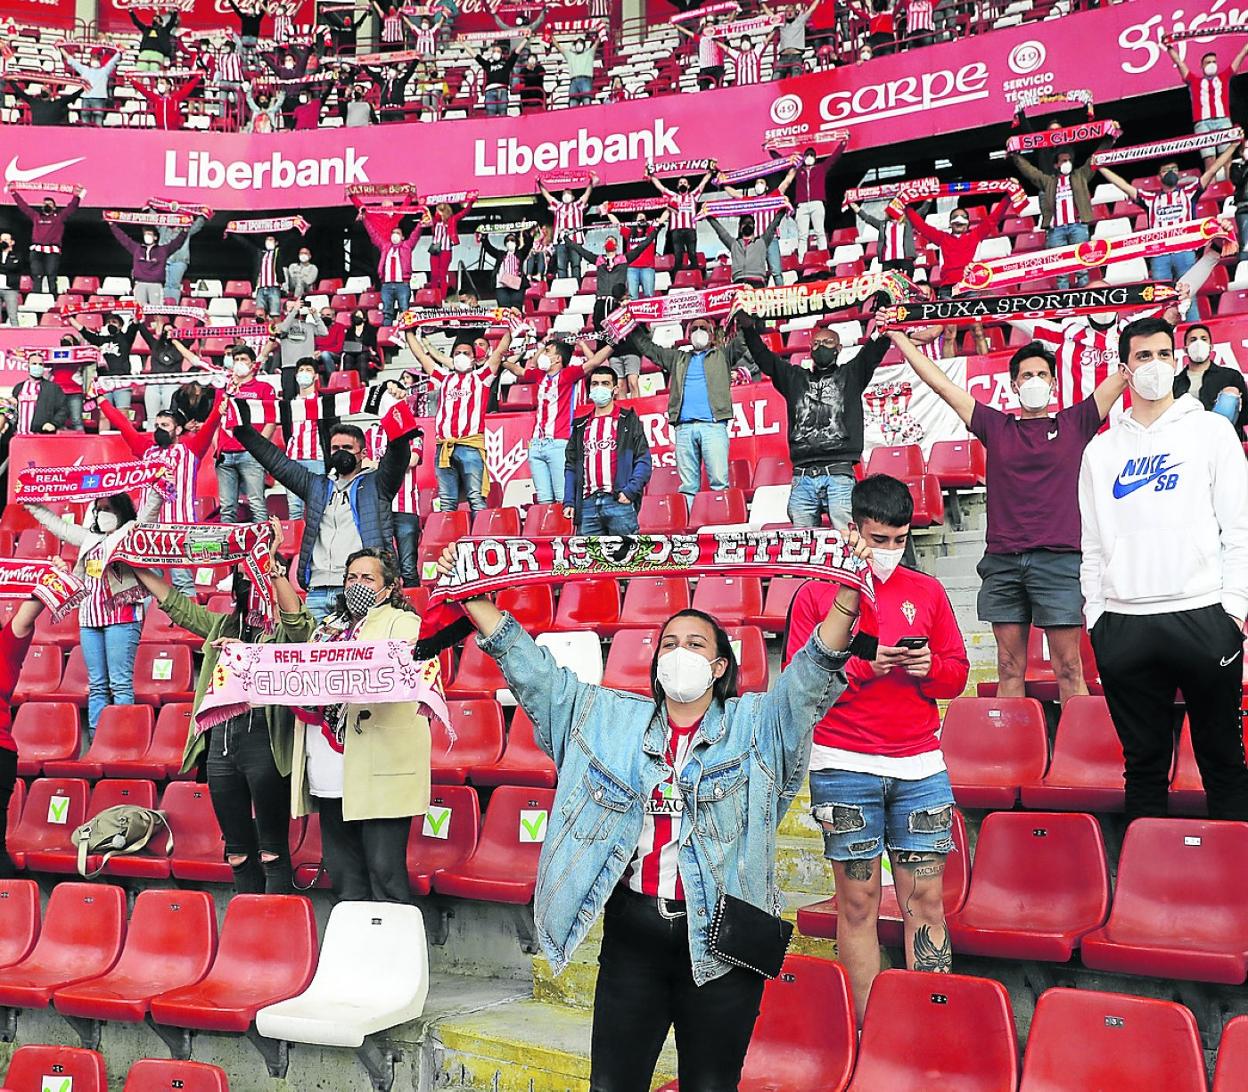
[1149,250,1199,320]
[569,74,593,106]
[255,285,281,316]
[674,421,729,497]
[102,388,133,413]
[305,586,339,622]
[217,450,268,523]
[164,258,188,302]
[766,237,781,285]
[627,266,655,299]
[393,512,420,586]
[381,281,411,325]
[528,437,569,504]
[1045,222,1089,289]
[788,473,855,529]
[485,85,508,116]
[579,494,639,535]
[170,568,196,596]
[287,458,322,521]
[436,443,487,512]
[809,768,956,861]
[80,620,142,733]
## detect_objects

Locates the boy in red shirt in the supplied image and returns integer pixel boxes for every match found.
[786,474,968,1025]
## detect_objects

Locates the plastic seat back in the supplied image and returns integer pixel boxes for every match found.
[552,579,621,631]
[864,444,925,479]
[602,628,661,694]
[48,705,154,777]
[12,702,80,776]
[198,894,318,1004]
[3,1044,107,1092]
[1214,1014,1248,1092]
[470,706,557,787]
[1020,696,1124,810]
[534,632,605,686]
[751,456,794,489]
[523,503,573,538]
[495,585,555,632]
[447,636,509,698]
[131,703,196,779]
[1020,988,1205,1092]
[133,645,194,705]
[421,511,471,556]
[620,577,690,628]
[12,643,62,704]
[123,1058,230,1091]
[942,697,1049,808]
[50,646,89,706]
[432,701,505,779]
[691,576,763,627]
[928,439,986,488]
[10,881,126,982]
[850,970,1018,1090]
[638,494,689,534]
[434,787,556,902]
[688,488,747,529]
[8,778,89,861]
[0,880,40,969]
[162,782,229,883]
[724,626,769,694]
[408,785,481,888]
[471,507,522,537]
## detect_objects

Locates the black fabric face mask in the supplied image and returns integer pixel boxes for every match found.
[812,345,840,370]
[328,450,358,476]
[153,428,175,448]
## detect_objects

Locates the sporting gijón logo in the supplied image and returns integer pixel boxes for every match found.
[1112,454,1182,499]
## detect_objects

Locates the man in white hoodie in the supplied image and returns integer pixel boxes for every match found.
[1079,315,1248,823]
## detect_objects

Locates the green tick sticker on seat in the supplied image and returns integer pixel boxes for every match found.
[47,797,69,825]
[422,805,452,839]
[151,657,173,681]
[518,809,548,843]
[42,1075,72,1092]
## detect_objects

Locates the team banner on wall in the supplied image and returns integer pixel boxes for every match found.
[863,354,971,456]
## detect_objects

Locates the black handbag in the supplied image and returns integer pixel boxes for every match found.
[707,892,794,979]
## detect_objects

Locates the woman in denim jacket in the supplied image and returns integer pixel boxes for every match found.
[436,538,867,1091]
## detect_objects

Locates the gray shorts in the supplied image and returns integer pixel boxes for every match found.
[610,353,641,378]
[976,549,1084,627]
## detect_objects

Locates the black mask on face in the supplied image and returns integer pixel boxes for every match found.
[1162,169,1179,187]
[812,344,839,370]
[153,427,175,448]
[328,449,358,476]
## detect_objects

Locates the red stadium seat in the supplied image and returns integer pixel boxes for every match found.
[44,705,154,780]
[15,527,58,559]
[1168,718,1206,816]
[752,576,804,634]
[431,700,505,784]
[725,626,768,694]
[496,585,555,633]
[691,576,763,627]
[979,627,1099,701]
[407,785,481,896]
[1020,988,1206,1092]
[163,782,231,884]
[655,955,856,1092]
[291,812,331,890]
[1,1045,107,1092]
[33,606,81,649]
[1081,818,1248,984]
[941,697,1049,809]
[224,279,252,298]
[421,510,471,556]
[140,605,202,649]
[26,779,164,877]
[6,778,88,870]
[47,646,89,706]
[646,466,684,497]
[751,456,794,490]
[947,811,1109,961]
[552,579,622,632]
[0,880,40,970]
[637,494,689,534]
[472,507,522,537]
[523,503,574,538]
[53,889,217,1024]
[433,786,556,904]
[620,577,690,628]
[797,809,969,946]
[11,702,79,776]
[149,894,318,1034]
[470,706,557,788]
[901,473,945,528]
[927,439,987,489]
[1019,696,1124,811]
[132,646,195,706]
[123,1058,231,1092]
[503,384,537,410]
[864,444,925,479]
[107,702,195,780]
[0,882,125,1008]
[687,489,747,529]
[12,643,63,705]
[847,970,1018,1091]
[1215,1015,1248,1092]
[601,628,661,695]
[447,635,509,699]
[671,269,704,289]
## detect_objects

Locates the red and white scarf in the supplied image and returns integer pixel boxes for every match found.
[1163,27,1248,42]
[1091,128,1246,169]
[603,284,740,340]
[599,197,670,214]
[763,129,849,156]
[224,216,310,235]
[538,168,599,188]
[885,179,1027,219]
[146,197,213,218]
[735,270,913,321]
[843,177,939,209]
[0,560,87,622]
[394,305,527,333]
[646,158,718,177]
[670,2,737,22]
[697,194,791,221]
[14,459,171,505]
[1006,119,1121,154]
[716,154,803,187]
[879,282,1178,327]
[103,210,196,227]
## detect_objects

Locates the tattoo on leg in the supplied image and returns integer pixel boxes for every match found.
[892,851,947,916]
[912,924,952,973]
[844,858,875,882]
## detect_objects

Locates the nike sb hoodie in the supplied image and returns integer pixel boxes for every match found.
[1078,394,1248,629]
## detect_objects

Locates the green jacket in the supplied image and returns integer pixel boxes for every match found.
[161,588,315,776]
[629,328,734,424]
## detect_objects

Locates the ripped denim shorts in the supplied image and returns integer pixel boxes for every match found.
[808,769,956,861]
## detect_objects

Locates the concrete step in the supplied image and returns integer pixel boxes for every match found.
[931,552,983,581]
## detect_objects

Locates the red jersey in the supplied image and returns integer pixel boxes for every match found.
[533,366,582,441]
[220,380,276,453]
[623,715,700,899]
[582,410,619,495]
[432,363,492,440]
[906,197,1010,287]
[785,570,968,758]
[1187,67,1231,122]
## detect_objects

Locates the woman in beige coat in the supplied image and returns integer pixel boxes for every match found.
[291,547,428,902]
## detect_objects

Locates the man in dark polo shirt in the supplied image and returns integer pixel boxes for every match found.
[888,332,1127,703]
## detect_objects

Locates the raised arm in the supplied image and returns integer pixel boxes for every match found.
[887,329,975,425]
[1201,141,1239,189]
[24,503,91,547]
[1010,152,1047,188]
[482,330,513,375]
[1166,40,1190,80]
[1096,164,1138,201]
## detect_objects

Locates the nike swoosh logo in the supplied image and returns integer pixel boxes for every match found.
[1222,652,1241,667]
[4,154,85,184]
[1112,461,1181,499]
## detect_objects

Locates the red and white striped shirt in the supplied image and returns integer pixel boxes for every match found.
[78,561,143,629]
[883,219,907,261]
[667,193,698,231]
[215,49,245,84]
[498,248,521,281]
[698,35,723,68]
[733,48,760,85]
[146,442,197,524]
[582,409,618,495]
[752,188,782,234]
[1032,312,1158,409]
[533,365,582,441]
[432,217,453,251]
[1052,174,1077,228]
[382,11,404,42]
[623,715,699,899]
[273,9,294,41]
[1187,67,1231,122]
[906,0,935,33]
[383,244,406,283]
[413,24,437,54]
[433,363,492,439]
[1139,178,1200,229]
[286,399,323,462]
[919,332,945,362]
[369,422,422,514]
[258,247,279,288]
[550,196,587,240]
[16,381,39,434]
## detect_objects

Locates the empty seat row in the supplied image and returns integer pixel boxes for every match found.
[0,1047,227,1091]
[864,439,987,492]
[12,644,194,713]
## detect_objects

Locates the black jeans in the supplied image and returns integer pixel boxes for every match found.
[589,887,765,1092]
[342,350,371,381]
[1092,605,1248,822]
[0,747,16,880]
[30,251,59,295]
[670,229,699,272]
[205,711,293,894]
[318,797,413,902]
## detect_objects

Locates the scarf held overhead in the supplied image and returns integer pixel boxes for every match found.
[697,194,792,221]
[879,282,1179,327]
[1006,119,1121,153]
[0,560,86,622]
[885,179,1027,219]
[103,210,196,228]
[716,155,802,187]
[735,270,914,320]
[193,640,452,734]
[224,216,310,235]
[14,459,170,505]
[1090,128,1246,168]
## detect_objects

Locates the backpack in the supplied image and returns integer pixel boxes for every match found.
[71,805,173,879]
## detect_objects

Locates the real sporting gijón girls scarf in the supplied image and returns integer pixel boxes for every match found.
[956,217,1236,293]
[878,282,1179,327]
[0,560,86,622]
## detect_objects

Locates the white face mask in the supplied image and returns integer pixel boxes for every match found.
[1205,62,1219,76]
[870,547,905,583]
[232,360,252,379]
[296,371,315,388]
[588,385,613,407]
[657,647,717,704]
[143,234,157,245]
[562,193,574,204]
[536,353,556,372]
[690,329,710,350]
[452,353,474,373]
[264,240,275,251]
[804,155,815,166]
[1185,338,1211,364]
[299,254,310,263]
[95,510,119,534]
[505,240,517,251]
[27,364,44,380]
[1126,359,1175,401]
[753,182,767,195]
[1016,376,1052,411]
[1058,161,1073,176]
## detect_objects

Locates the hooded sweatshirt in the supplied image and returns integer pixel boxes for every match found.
[1078,394,1248,629]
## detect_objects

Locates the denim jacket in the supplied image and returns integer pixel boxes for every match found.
[477,612,850,985]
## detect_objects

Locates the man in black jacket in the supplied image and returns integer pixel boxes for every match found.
[12,355,69,434]
[7,81,83,125]
[364,59,417,123]
[0,233,20,326]
[736,308,888,528]
[68,312,139,411]
[1175,323,1248,440]
[233,234,286,317]
[476,44,518,116]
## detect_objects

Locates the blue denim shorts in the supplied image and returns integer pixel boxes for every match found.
[808,768,956,861]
